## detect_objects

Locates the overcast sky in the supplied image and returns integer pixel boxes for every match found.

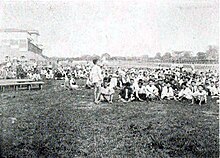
[0,0,219,57]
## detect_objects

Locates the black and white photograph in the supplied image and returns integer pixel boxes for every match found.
[0,0,219,157]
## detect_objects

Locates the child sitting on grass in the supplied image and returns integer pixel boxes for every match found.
[190,80,198,94]
[145,79,159,101]
[97,78,115,104]
[177,83,193,102]
[63,73,79,90]
[133,80,146,101]
[69,76,79,90]
[192,85,207,106]
[119,82,134,103]
[161,82,176,100]
[207,81,219,98]
[85,74,93,89]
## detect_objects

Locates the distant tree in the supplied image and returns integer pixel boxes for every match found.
[111,56,118,60]
[162,52,172,60]
[197,52,207,60]
[206,45,219,60]
[91,54,100,60]
[172,51,183,60]
[182,51,192,60]
[141,55,149,60]
[155,52,162,60]
[101,53,111,60]
[117,56,126,60]
[81,55,92,60]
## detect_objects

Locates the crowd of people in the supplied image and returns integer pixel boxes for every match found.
[0,60,53,80]
[0,58,219,105]
[0,59,89,81]
[87,58,219,105]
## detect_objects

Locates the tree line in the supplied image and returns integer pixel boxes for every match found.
[51,45,219,64]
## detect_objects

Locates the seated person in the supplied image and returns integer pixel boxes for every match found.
[32,69,41,81]
[46,70,51,79]
[119,82,134,103]
[146,79,159,100]
[192,85,208,106]
[190,80,198,93]
[69,77,79,90]
[85,75,93,89]
[177,83,193,102]
[97,79,115,104]
[130,78,138,92]
[155,79,163,97]
[134,81,146,101]
[117,76,123,89]
[170,79,180,95]
[27,70,33,79]
[161,82,176,100]
[207,81,219,98]
[109,73,118,89]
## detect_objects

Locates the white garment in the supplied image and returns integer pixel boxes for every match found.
[70,78,77,86]
[178,87,193,99]
[146,85,159,96]
[32,73,41,81]
[193,90,207,101]
[190,86,198,93]
[100,86,115,95]
[131,83,138,92]
[110,77,117,88]
[208,86,218,95]
[90,65,102,83]
[193,90,207,97]
[161,86,174,99]
[136,86,146,94]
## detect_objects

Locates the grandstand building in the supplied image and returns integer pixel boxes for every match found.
[0,29,47,63]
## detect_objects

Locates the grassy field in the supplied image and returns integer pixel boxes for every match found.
[0,80,219,157]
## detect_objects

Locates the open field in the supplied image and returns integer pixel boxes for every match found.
[0,80,219,157]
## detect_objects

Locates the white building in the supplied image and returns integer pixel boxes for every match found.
[0,29,46,63]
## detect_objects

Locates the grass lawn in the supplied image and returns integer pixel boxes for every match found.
[0,80,219,157]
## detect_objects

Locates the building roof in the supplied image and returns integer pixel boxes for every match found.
[0,29,39,35]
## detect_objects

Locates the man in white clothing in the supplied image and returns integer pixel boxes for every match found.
[90,58,103,103]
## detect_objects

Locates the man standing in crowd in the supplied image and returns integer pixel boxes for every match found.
[90,58,103,104]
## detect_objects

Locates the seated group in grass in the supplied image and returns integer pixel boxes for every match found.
[84,59,219,105]
[3,57,217,106]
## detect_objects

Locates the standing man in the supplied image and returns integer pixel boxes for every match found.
[90,58,103,104]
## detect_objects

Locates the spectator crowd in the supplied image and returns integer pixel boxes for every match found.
[0,58,219,105]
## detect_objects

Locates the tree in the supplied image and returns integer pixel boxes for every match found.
[92,54,100,60]
[206,45,219,60]
[197,52,207,60]
[182,51,192,60]
[155,52,162,60]
[101,53,111,60]
[81,55,92,60]
[141,55,149,61]
[162,52,172,60]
